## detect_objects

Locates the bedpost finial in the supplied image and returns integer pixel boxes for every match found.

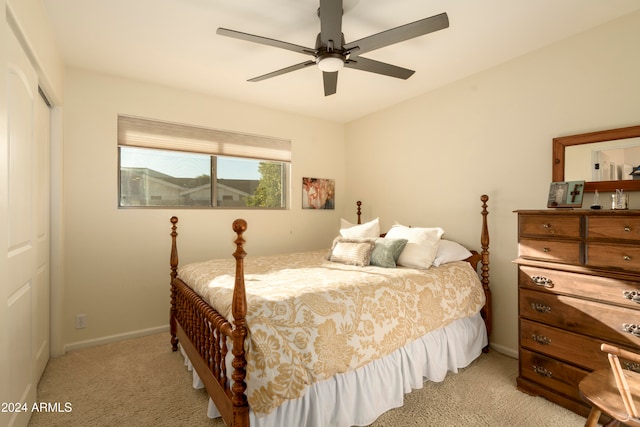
[233,219,247,234]
[170,216,178,225]
[481,194,488,203]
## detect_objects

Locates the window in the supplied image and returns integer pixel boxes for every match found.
[118,116,290,209]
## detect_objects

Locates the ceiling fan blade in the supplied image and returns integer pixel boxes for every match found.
[217,28,315,56]
[319,0,344,49]
[345,57,414,79]
[322,71,338,96]
[343,12,449,56]
[248,60,316,82]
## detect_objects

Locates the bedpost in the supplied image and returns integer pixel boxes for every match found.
[170,216,179,351]
[231,219,249,421]
[356,200,362,224]
[479,195,492,340]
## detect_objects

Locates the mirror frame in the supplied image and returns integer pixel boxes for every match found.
[552,125,640,192]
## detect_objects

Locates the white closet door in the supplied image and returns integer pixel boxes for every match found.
[1,25,45,427]
[33,86,51,382]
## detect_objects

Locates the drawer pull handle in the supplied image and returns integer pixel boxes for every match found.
[531,334,551,345]
[623,290,640,304]
[623,255,631,261]
[532,365,552,377]
[531,276,554,288]
[622,323,640,337]
[543,247,550,253]
[625,226,632,232]
[531,303,551,314]
[542,224,551,229]
[624,361,640,374]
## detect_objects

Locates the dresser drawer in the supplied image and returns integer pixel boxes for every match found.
[587,216,640,241]
[520,319,610,370]
[519,214,581,238]
[586,242,640,272]
[518,238,581,264]
[519,348,588,402]
[519,288,640,347]
[518,265,640,309]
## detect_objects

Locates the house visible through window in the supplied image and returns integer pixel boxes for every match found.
[117,116,290,209]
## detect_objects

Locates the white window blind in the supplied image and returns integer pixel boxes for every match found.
[118,115,291,162]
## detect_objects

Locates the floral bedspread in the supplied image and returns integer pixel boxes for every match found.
[178,250,485,416]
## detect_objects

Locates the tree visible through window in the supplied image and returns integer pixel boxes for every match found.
[246,162,285,208]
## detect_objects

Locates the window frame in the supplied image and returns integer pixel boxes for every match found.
[117,116,291,210]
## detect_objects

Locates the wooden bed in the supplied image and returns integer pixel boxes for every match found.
[169,194,491,427]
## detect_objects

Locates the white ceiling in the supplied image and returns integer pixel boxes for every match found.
[42,0,640,123]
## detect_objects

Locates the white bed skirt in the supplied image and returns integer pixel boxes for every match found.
[180,312,488,427]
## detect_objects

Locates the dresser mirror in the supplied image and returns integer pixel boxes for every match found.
[552,125,640,192]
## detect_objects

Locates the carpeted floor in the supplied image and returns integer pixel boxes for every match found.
[28,332,586,426]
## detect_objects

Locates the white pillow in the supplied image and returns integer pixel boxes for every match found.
[340,218,356,229]
[385,224,444,269]
[339,217,380,239]
[433,239,473,267]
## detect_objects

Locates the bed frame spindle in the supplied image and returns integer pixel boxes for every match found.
[479,195,491,338]
[230,219,249,413]
[170,216,179,351]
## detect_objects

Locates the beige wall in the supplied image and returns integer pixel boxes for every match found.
[345,10,640,356]
[62,70,346,348]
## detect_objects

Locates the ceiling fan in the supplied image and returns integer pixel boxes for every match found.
[217,0,449,96]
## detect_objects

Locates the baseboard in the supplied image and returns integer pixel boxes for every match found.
[489,342,518,359]
[64,325,169,353]
[63,325,519,360]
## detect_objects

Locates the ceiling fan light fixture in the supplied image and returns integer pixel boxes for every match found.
[316,53,344,72]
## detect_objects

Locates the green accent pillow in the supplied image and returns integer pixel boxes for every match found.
[370,238,409,268]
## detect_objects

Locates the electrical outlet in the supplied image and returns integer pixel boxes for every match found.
[75,314,87,329]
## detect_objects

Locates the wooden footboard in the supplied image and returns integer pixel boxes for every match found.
[169,195,490,427]
[170,217,249,427]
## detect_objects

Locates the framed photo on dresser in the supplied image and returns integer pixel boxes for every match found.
[547,180,585,208]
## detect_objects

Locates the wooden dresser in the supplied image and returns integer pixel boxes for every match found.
[515,209,640,416]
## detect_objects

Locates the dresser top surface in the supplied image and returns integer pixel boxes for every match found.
[515,209,640,216]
